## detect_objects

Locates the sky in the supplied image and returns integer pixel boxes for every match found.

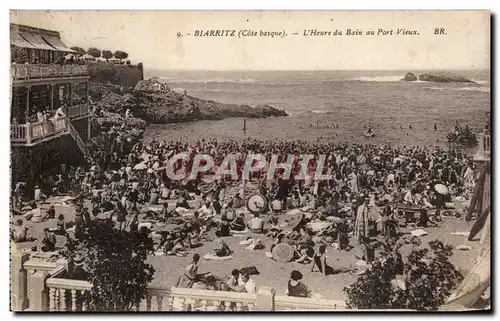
[10,10,490,71]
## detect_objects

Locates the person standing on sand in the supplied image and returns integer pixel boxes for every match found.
[181,253,201,288]
[13,181,25,209]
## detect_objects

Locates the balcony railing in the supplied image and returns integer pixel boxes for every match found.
[10,117,69,145]
[11,64,89,81]
[67,103,90,119]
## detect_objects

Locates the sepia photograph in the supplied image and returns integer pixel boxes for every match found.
[9,10,491,312]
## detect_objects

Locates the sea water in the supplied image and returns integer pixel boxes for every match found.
[143,69,490,148]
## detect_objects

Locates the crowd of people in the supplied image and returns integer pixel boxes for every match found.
[447,122,479,146]
[11,120,480,297]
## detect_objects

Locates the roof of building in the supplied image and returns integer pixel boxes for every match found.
[10,23,74,52]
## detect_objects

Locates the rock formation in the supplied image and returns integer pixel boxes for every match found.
[402,72,417,81]
[418,73,474,83]
[89,79,288,125]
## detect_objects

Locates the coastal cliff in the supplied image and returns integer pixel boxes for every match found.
[89,79,288,124]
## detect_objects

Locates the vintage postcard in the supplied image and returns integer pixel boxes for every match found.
[9,10,490,312]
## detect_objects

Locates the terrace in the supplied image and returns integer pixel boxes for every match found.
[11,64,89,82]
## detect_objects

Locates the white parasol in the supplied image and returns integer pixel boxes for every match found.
[134,163,148,170]
[434,184,449,195]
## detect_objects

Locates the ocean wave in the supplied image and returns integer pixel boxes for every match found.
[424,86,490,93]
[471,80,490,85]
[309,109,330,114]
[161,77,258,84]
[349,75,403,82]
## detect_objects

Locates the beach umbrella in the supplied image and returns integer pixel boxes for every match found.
[246,193,268,214]
[434,184,449,195]
[356,155,366,164]
[134,163,148,170]
[272,244,294,263]
[366,170,375,176]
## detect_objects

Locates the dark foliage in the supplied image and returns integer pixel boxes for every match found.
[64,220,155,311]
[102,50,113,61]
[344,238,463,310]
[70,46,86,56]
[114,50,129,61]
[87,47,102,59]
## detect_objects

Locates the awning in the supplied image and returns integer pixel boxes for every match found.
[10,30,38,49]
[20,32,56,51]
[41,34,75,52]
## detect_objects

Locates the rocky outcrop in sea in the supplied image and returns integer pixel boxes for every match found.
[400,72,474,83]
[402,72,417,81]
[418,73,474,83]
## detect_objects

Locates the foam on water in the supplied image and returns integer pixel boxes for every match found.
[348,75,403,82]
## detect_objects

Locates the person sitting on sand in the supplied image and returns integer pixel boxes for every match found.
[218,220,231,237]
[11,219,28,243]
[417,208,438,228]
[160,233,175,255]
[286,270,312,298]
[295,228,314,264]
[225,269,241,292]
[233,194,245,209]
[234,273,256,294]
[41,228,57,252]
[198,200,214,219]
[213,231,232,257]
[55,214,67,236]
[175,192,191,209]
[225,201,237,221]
[230,213,246,231]
[45,205,56,220]
[248,212,264,233]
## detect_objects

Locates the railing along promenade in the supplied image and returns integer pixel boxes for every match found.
[11,247,349,312]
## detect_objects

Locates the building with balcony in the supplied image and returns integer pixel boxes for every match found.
[10,23,91,192]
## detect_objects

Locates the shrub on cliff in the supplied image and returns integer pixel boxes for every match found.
[344,238,463,310]
[64,222,155,311]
